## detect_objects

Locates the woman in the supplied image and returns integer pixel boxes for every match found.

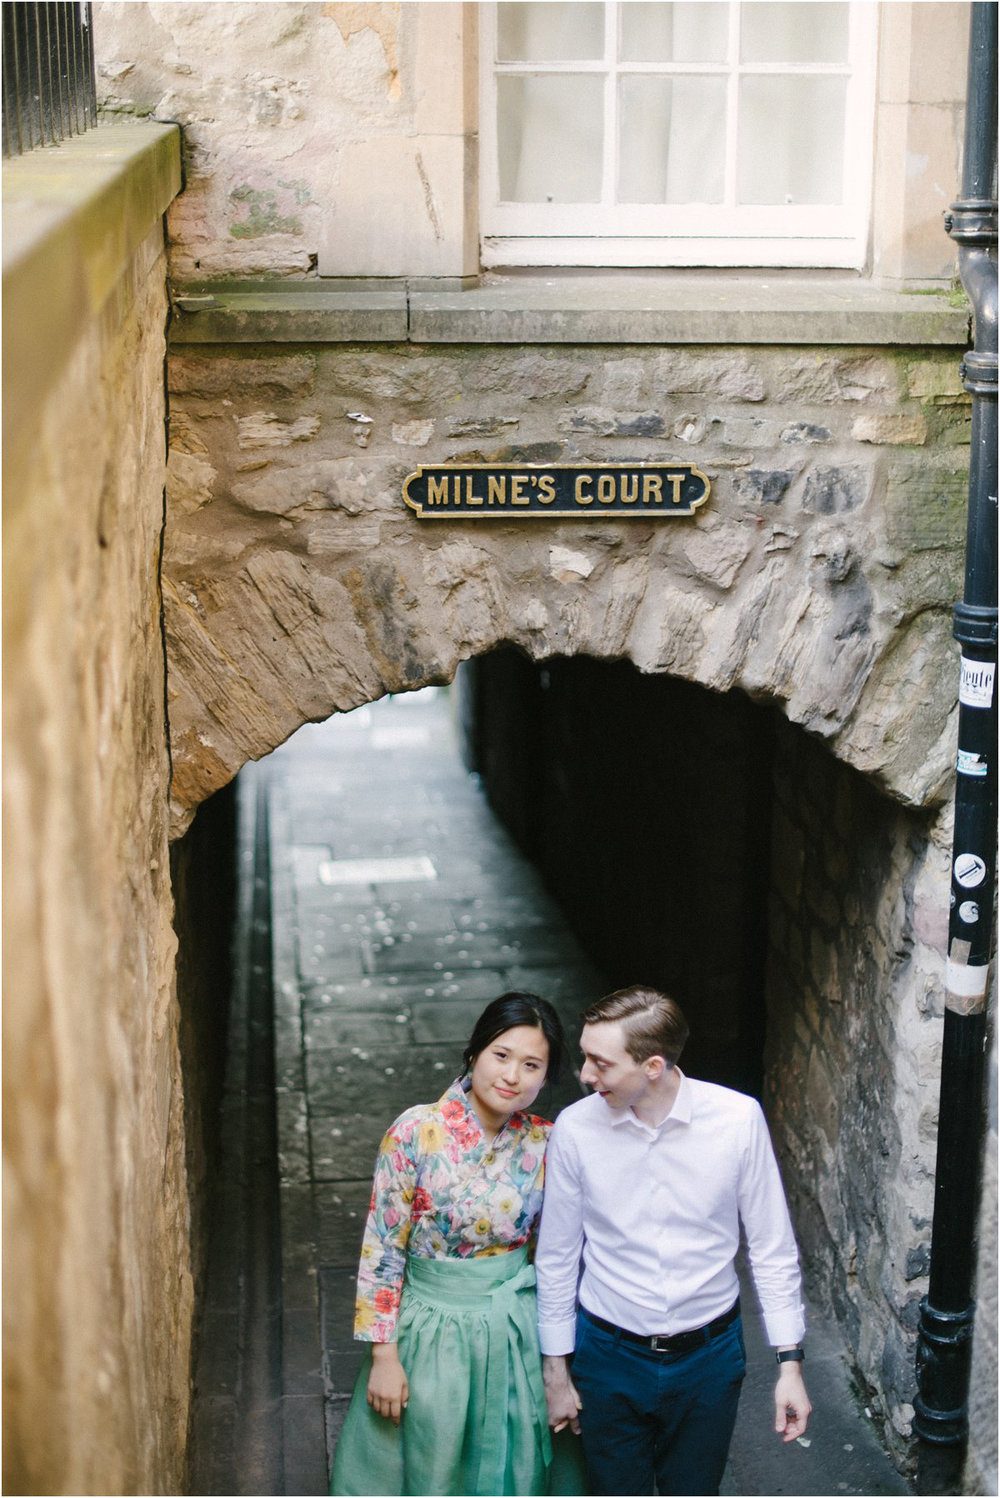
[330,991,580,1497]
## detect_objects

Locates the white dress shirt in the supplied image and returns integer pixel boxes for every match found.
[535,1072,805,1354]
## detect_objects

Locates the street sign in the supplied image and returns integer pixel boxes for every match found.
[402,463,710,518]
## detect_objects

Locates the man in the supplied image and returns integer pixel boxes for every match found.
[536,986,811,1497]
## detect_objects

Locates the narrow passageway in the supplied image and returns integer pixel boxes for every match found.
[189,685,910,1497]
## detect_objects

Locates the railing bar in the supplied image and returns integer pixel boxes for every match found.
[2,5,22,155]
[56,2,71,139]
[83,3,97,125]
[40,2,55,144]
[29,4,43,148]
[72,1,86,134]
[41,2,56,144]
[62,2,78,136]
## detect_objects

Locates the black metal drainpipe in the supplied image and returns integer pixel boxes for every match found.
[913,3,998,1491]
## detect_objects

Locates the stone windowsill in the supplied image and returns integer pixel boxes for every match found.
[169,270,971,349]
[3,121,182,459]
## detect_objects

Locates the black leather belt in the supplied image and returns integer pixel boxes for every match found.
[581,1298,740,1355]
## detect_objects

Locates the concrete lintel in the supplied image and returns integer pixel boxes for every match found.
[166,271,970,348]
[409,273,971,347]
[170,286,408,344]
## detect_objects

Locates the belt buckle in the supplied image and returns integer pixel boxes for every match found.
[649,1334,673,1352]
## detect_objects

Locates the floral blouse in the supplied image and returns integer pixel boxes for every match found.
[353,1079,551,1341]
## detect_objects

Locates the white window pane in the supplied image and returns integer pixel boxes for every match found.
[497,2,605,62]
[738,75,846,203]
[497,74,604,200]
[740,2,848,65]
[619,2,729,63]
[618,75,726,202]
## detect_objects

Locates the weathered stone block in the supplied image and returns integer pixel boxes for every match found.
[654,350,766,401]
[169,353,316,396]
[801,464,874,514]
[732,468,795,505]
[852,412,928,446]
[781,422,832,444]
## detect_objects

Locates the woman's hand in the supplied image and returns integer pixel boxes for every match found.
[367,1342,409,1425]
[542,1354,582,1434]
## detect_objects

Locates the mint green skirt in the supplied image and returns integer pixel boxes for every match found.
[330,1245,586,1496]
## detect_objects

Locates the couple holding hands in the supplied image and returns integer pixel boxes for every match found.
[332,986,810,1497]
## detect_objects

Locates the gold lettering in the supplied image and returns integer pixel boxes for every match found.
[465,475,483,506]
[427,475,449,505]
[537,474,556,505]
[575,474,594,506]
[487,475,506,505]
[643,474,663,505]
[620,474,638,504]
[511,475,529,505]
[598,475,616,504]
[666,473,684,506]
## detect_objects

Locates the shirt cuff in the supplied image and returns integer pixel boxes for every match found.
[762,1307,806,1347]
[538,1317,578,1356]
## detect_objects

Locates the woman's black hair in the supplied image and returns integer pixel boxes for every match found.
[461,992,565,1084]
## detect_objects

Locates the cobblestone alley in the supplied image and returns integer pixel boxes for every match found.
[189,686,909,1498]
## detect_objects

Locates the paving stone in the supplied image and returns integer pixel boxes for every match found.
[281,1394,330,1496]
[276,1089,312,1184]
[304,1043,460,1115]
[281,1307,325,1396]
[193,1308,242,1398]
[280,1182,320,1308]
[187,1395,239,1496]
[315,1180,372,1266]
[367,930,525,973]
[304,1008,416,1050]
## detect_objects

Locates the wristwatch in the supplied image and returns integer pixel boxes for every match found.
[776,1347,805,1364]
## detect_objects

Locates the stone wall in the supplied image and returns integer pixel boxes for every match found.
[763,718,951,1465]
[2,127,190,1493]
[163,339,969,834]
[93,1,969,284]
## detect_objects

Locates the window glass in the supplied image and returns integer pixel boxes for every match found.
[738,74,846,203]
[740,1,848,64]
[498,74,605,200]
[497,2,605,62]
[619,2,729,64]
[618,75,726,202]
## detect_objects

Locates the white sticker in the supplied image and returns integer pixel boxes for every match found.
[957,748,988,778]
[955,853,988,888]
[959,657,996,709]
[958,901,980,924]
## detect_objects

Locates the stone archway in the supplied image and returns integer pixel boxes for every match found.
[163,336,963,1456]
[163,344,963,837]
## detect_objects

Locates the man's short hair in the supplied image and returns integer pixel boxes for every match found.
[581,986,689,1067]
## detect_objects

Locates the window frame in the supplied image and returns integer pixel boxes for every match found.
[479,1,879,269]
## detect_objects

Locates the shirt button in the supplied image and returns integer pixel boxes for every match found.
[483,1151,496,1164]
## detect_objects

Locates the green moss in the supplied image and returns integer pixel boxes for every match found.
[228,184,302,239]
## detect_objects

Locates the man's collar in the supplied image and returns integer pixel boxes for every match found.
[606,1068,692,1132]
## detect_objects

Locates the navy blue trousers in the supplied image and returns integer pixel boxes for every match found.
[571,1309,746,1496]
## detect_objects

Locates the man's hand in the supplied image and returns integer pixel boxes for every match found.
[774,1362,811,1443]
[543,1354,583,1434]
[368,1342,409,1425]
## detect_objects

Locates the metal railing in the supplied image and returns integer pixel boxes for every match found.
[3,2,97,158]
